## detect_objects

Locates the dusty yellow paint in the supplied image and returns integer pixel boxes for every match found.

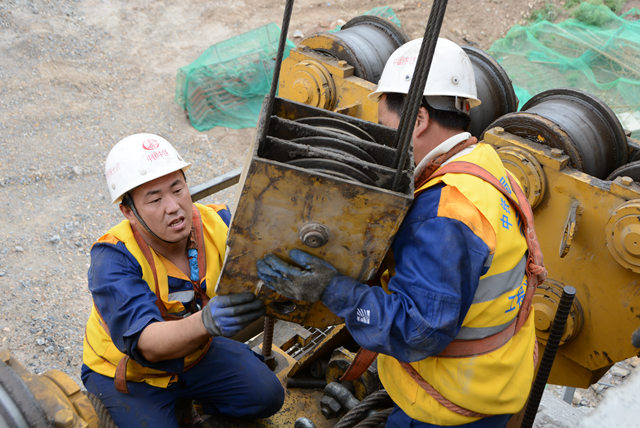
[279,47,379,123]
[216,157,412,327]
[0,349,100,428]
[485,128,640,387]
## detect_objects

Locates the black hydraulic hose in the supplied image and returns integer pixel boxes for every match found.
[521,286,576,428]
[391,0,449,191]
[258,0,295,144]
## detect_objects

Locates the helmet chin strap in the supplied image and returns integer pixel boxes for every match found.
[125,193,181,245]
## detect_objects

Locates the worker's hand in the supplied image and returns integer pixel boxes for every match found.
[256,249,337,303]
[201,292,265,337]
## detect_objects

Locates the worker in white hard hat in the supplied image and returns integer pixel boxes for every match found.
[82,133,284,427]
[257,38,544,427]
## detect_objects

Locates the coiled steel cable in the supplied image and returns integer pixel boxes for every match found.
[333,390,393,428]
[85,391,117,428]
[352,407,394,428]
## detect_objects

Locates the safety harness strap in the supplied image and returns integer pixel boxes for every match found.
[400,361,490,418]
[341,160,546,418]
[114,205,211,393]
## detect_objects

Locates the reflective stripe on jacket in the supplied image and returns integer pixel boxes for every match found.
[82,203,228,388]
[377,143,536,425]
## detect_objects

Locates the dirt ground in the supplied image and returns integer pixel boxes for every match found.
[0,0,636,422]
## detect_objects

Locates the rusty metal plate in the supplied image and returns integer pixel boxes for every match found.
[215,158,412,327]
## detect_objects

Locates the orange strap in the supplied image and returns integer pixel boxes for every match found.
[115,205,211,393]
[430,161,547,340]
[340,348,379,382]
[340,160,546,416]
[401,361,490,418]
[114,356,130,393]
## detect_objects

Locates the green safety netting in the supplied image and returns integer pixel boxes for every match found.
[488,2,640,137]
[176,7,400,132]
[175,23,294,131]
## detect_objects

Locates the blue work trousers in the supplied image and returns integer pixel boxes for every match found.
[82,336,284,428]
[386,405,511,427]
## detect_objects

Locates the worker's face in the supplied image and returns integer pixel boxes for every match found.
[377,95,401,129]
[378,94,429,165]
[125,170,193,244]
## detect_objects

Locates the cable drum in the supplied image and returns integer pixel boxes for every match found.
[301,15,408,83]
[487,88,628,179]
[463,46,518,138]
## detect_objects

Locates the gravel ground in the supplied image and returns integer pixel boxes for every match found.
[0,0,638,425]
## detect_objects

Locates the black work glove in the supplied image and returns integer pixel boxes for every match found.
[201,292,265,337]
[256,249,338,303]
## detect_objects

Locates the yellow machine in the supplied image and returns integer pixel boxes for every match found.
[3,4,640,428]
[277,15,408,124]
[278,15,519,138]
[276,14,640,390]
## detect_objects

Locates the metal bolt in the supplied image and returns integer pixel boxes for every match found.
[53,409,74,428]
[550,148,563,158]
[337,60,347,67]
[299,223,330,248]
[620,176,634,186]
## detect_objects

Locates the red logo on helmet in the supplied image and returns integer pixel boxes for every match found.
[142,139,160,150]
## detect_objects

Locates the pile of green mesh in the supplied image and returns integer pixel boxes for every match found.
[488,2,640,137]
[175,23,294,131]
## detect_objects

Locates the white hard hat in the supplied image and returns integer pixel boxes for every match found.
[370,37,481,112]
[105,133,191,204]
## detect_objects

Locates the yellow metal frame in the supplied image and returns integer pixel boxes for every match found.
[484,128,640,387]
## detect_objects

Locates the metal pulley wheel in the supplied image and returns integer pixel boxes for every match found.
[463,46,518,138]
[288,59,337,110]
[287,158,375,185]
[496,145,546,209]
[487,88,628,179]
[607,160,640,182]
[605,200,640,273]
[291,136,376,164]
[532,279,584,346]
[287,117,380,184]
[296,116,376,142]
[300,15,408,83]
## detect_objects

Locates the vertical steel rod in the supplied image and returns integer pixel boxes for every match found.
[391,0,448,191]
[521,286,576,428]
[258,0,295,145]
[262,316,276,370]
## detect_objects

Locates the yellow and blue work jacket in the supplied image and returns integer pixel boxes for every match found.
[322,137,536,425]
[82,203,230,388]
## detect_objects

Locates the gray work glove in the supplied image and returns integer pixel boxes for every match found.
[256,249,338,303]
[201,292,265,337]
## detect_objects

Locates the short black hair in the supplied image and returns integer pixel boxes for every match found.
[383,93,471,131]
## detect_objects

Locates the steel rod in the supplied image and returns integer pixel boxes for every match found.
[189,167,242,202]
[521,286,576,428]
[258,0,295,145]
[391,0,448,191]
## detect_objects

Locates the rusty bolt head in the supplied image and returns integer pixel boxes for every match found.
[299,223,330,248]
[550,148,564,158]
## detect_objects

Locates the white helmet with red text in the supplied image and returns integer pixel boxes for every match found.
[105,133,191,204]
[370,37,480,114]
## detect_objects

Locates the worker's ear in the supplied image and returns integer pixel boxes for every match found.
[414,106,430,137]
[119,203,135,222]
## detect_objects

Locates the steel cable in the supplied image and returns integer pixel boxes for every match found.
[333,390,393,428]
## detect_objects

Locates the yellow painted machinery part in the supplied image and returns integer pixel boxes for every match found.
[484,128,640,388]
[0,349,99,428]
[278,48,379,123]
